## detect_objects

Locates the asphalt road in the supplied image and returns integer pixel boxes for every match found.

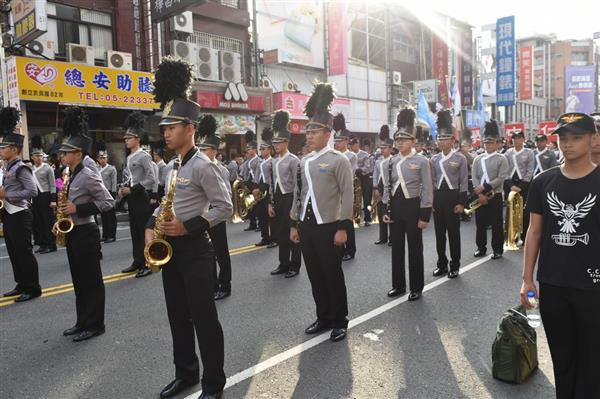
[0,219,555,399]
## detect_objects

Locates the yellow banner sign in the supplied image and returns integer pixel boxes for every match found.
[9,56,159,110]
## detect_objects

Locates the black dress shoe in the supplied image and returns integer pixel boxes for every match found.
[199,391,223,399]
[267,241,278,248]
[121,264,140,273]
[255,239,270,247]
[473,249,487,258]
[214,290,231,301]
[135,267,153,278]
[341,254,354,262]
[447,270,460,279]
[72,326,105,342]
[243,226,257,231]
[330,328,347,342]
[408,291,422,302]
[254,228,261,232]
[432,267,448,277]
[38,247,53,254]
[100,237,107,242]
[3,288,22,297]
[374,239,388,245]
[34,246,44,253]
[104,237,116,243]
[364,221,371,227]
[14,292,41,302]
[284,270,299,278]
[387,288,406,297]
[305,320,330,335]
[63,325,84,336]
[160,378,198,398]
[270,266,288,275]
[388,241,393,247]
[492,252,503,260]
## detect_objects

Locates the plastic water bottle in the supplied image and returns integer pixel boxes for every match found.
[526,291,541,328]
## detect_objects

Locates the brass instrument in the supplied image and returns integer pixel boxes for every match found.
[144,158,180,272]
[230,180,244,223]
[463,191,495,216]
[369,196,379,224]
[353,175,362,227]
[54,169,74,246]
[0,200,3,210]
[233,180,266,220]
[504,190,523,251]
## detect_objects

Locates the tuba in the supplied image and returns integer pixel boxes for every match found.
[504,190,523,250]
[463,191,495,216]
[54,169,74,246]
[144,158,180,272]
[353,175,362,227]
[230,180,244,223]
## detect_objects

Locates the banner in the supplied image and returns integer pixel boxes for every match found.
[11,0,47,45]
[496,16,515,106]
[272,92,351,119]
[519,46,533,100]
[214,115,255,136]
[460,29,473,106]
[256,0,324,69]
[150,0,203,22]
[327,2,347,76]
[431,33,448,85]
[465,110,488,129]
[413,79,438,103]
[8,56,159,110]
[564,65,596,114]
[505,123,525,141]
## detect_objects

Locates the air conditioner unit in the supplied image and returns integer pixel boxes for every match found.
[67,43,95,66]
[259,78,270,89]
[282,81,298,92]
[170,11,193,34]
[106,50,133,70]
[26,33,56,59]
[392,71,402,86]
[219,50,241,83]
[196,46,219,80]
[170,40,198,66]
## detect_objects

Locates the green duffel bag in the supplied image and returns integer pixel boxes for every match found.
[492,304,539,384]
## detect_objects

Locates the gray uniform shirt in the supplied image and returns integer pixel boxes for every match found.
[226,161,238,182]
[343,150,358,173]
[67,163,114,226]
[273,151,300,195]
[83,155,102,180]
[356,150,372,175]
[372,156,392,190]
[33,163,56,194]
[472,152,509,193]
[430,150,469,193]
[247,156,261,183]
[382,150,433,211]
[156,160,167,186]
[258,157,273,187]
[100,164,117,193]
[291,146,353,224]
[216,161,232,196]
[533,148,558,175]
[504,147,535,183]
[151,150,232,230]
[127,149,157,191]
[1,159,37,210]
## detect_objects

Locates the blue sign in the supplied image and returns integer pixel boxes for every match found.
[465,110,489,130]
[496,16,515,106]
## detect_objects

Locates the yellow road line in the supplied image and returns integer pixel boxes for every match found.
[0,244,269,307]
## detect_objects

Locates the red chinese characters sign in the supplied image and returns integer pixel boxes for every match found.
[431,34,448,85]
[195,92,267,113]
[538,121,558,143]
[520,46,533,100]
[327,2,348,76]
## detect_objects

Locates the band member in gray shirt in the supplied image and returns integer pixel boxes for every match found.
[97,142,117,243]
[352,137,374,225]
[30,137,57,253]
[533,133,558,175]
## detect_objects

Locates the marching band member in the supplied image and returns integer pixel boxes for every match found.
[382,108,433,301]
[471,121,509,260]
[152,140,168,199]
[30,137,57,254]
[430,110,468,279]
[269,110,302,278]
[254,127,275,247]
[147,58,230,399]
[533,134,558,176]
[97,142,118,243]
[333,113,357,262]
[372,125,393,246]
[352,137,374,226]
[290,82,353,342]
[57,107,114,342]
[242,130,260,232]
[0,106,42,303]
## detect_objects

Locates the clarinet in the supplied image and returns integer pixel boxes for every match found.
[387,157,393,220]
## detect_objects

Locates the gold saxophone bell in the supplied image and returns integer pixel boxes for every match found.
[55,217,74,234]
[144,238,173,269]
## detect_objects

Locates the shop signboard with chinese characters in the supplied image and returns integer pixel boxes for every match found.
[496,16,515,106]
[150,0,204,22]
[538,120,558,143]
[11,0,48,45]
[7,56,158,110]
[272,92,351,133]
[504,122,525,143]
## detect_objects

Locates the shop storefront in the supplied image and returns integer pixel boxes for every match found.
[5,56,159,172]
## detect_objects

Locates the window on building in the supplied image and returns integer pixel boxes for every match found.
[348,5,386,69]
[47,2,114,60]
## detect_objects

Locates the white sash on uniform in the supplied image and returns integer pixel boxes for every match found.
[480,153,494,187]
[393,149,416,198]
[534,149,546,175]
[438,151,454,189]
[32,165,44,192]
[510,148,524,179]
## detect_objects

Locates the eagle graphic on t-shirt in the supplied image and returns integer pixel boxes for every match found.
[547,192,596,246]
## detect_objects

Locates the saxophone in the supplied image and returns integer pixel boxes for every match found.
[144,157,180,272]
[352,175,362,227]
[54,168,74,246]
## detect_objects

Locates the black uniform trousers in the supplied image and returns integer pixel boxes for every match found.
[376,182,391,242]
[66,223,105,329]
[433,189,461,271]
[127,192,152,267]
[299,220,348,328]
[255,196,272,242]
[32,191,56,248]
[273,190,301,272]
[475,193,504,254]
[359,173,373,223]
[208,221,231,291]
[503,180,530,241]
[390,192,424,293]
[161,233,226,394]
[100,192,117,240]
[2,209,41,295]
[539,283,600,399]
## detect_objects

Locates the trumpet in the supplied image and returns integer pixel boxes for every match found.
[54,170,74,246]
[463,191,495,216]
[144,158,180,272]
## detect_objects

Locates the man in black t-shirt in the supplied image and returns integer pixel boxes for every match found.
[521,112,600,399]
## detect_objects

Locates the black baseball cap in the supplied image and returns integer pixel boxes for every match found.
[511,130,525,139]
[552,113,596,135]
[534,134,548,142]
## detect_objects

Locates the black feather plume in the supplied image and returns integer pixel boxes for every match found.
[0,106,20,136]
[272,110,290,132]
[125,111,146,132]
[396,107,416,131]
[245,130,255,143]
[152,57,193,107]
[62,107,88,137]
[379,125,390,142]
[261,127,273,143]
[197,115,218,139]
[304,82,335,118]
[333,113,346,132]
[484,120,499,138]
[140,133,149,146]
[31,135,43,150]
[436,110,453,132]
[96,140,107,152]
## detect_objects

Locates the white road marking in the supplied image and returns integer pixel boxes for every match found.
[184,255,494,398]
